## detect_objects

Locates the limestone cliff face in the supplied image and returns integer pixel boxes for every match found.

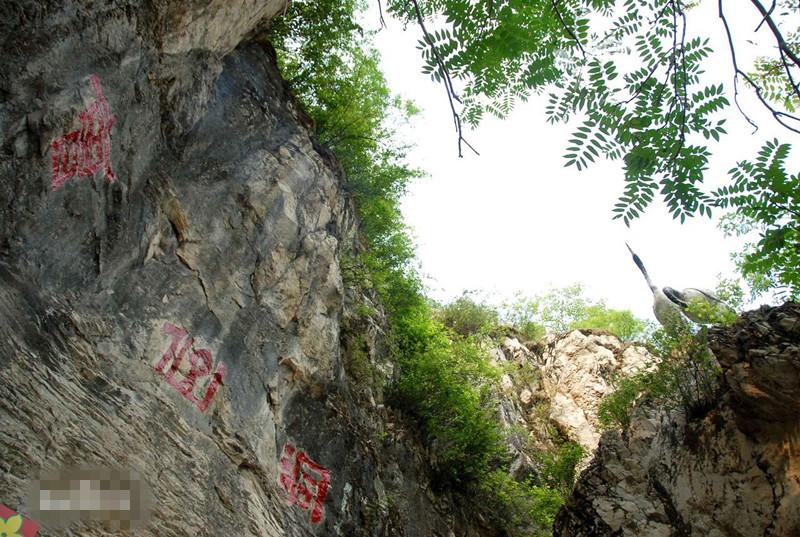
[0,4,495,536]
[493,332,653,474]
[540,331,652,456]
[554,303,800,537]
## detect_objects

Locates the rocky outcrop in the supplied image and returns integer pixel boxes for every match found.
[0,3,495,536]
[492,331,653,479]
[493,337,547,478]
[540,330,653,455]
[555,303,800,537]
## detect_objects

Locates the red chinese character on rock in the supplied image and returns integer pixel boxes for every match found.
[278,443,331,524]
[50,74,117,190]
[155,322,227,412]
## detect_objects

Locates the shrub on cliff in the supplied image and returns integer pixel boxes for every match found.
[436,292,500,337]
[390,303,506,488]
[502,285,648,342]
[598,321,724,430]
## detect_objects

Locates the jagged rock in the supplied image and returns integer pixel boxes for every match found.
[490,332,653,481]
[490,338,545,478]
[710,304,800,431]
[555,303,800,537]
[0,3,497,536]
[540,330,654,455]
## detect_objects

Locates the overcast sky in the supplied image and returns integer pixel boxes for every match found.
[360,2,795,322]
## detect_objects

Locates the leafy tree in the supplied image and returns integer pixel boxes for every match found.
[389,0,800,296]
[716,140,800,300]
[502,284,648,341]
[571,304,650,341]
[503,285,589,338]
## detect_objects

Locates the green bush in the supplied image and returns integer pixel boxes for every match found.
[478,441,583,536]
[597,374,648,430]
[479,470,565,536]
[539,442,585,495]
[598,322,723,430]
[437,293,500,337]
[391,306,505,488]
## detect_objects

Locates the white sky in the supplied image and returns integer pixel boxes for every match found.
[360,1,796,322]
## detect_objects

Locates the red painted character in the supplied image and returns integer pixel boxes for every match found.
[50,74,117,190]
[155,322,226,411]
[277,443,331,524]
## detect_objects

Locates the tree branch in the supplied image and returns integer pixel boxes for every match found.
[377,0,387,29]
[754,0,775,31]
[779,49,800,103]
[407,0,479,157]
[551,0,587,59]
[718,0,800,134]
[750,0,800,69]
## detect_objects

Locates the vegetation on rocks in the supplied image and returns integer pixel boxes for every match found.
[269,0,796,534]
[271,4,581,534]
[598,281,743,429]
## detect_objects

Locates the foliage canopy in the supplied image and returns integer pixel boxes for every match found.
[389,0,800,297]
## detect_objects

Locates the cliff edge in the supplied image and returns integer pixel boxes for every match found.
[555,303,800,537]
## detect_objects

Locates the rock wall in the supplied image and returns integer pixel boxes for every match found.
[554,303,800,537]
[540,330,652,456]
[0,3,495,536]
[492,331,653,481]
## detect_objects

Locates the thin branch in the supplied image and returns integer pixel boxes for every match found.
[377,0,387,29]
[551,0,587,59]
[677,4,689,149]
[754,0,776,31]
[718,0,800,133]
[779,49,800,102]
[623,59,662,104]
[750,0,800,69]
[659,1,690,177]
[775,201,800,219]
[407,0,479,157]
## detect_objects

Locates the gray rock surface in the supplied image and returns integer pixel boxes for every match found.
[0,3,496,536]
[555,303,800,537]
